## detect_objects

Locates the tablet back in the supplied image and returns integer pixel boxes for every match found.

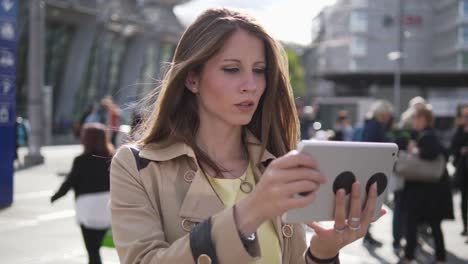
[282,140,398,223]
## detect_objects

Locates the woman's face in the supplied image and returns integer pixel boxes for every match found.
[411,115,426,131]
[190,29,266,128]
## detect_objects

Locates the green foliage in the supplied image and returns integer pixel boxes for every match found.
[286,48,306,98]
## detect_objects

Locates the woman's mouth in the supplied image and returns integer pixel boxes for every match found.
[235,101,255,112]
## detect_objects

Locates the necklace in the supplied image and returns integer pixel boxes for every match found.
[239,176,253,194]
[224,167,253,194]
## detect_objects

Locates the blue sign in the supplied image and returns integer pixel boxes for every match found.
[0,0,16,208]
[0,0,16,17]
[0,101,13,125]
[0,74,14,98]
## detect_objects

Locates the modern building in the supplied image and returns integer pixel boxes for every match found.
[307,0,468,129]
[17,0,190,135]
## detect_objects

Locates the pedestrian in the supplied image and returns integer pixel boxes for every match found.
[110,8,385,264]
[402,106,453,264]
[398,96,426,129]
[387,99,424,254]
[360,100,394,247]
[74,104,95,139]
[450,106,468,238]
[297,101,315,140]
[51,123,114,264]
[102,96,121,146]
[331,110,353,141]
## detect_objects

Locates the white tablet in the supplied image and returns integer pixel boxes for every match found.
[282,140,398,223]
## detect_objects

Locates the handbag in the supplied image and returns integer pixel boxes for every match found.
[102,229,115,248]
[75,191,111,229]
[394,151,445,182]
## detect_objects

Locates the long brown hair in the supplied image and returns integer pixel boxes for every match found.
[81,123,115,157]
[136,8,298,174]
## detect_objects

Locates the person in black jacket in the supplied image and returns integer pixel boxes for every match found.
[51,123,115,264]
[450,106,468,237]
[361,100,394,248]
[403,107,454,264]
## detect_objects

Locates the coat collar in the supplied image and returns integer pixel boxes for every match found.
[139,129,276,166]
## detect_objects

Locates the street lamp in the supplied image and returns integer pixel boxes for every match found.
[387,51,403,117]
[388,0,404,117]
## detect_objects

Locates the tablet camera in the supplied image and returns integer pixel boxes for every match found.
[332,171,356,195]
[365,173,388,196]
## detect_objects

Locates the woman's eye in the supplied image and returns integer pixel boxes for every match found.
[223,68,239,73]
[253,68,265,74]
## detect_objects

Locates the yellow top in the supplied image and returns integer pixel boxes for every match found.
[206,163,281,264]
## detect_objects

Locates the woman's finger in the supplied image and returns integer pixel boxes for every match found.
[283,167,325,184]
[371,208,387,223]
[333,189,347,231]
[347,182,362,232]
[362,183,378,224]
[283,190,317,210]
[282,180,319,197]
[269,167,325,184]
[270,151,319,170]
[306,222,327,236]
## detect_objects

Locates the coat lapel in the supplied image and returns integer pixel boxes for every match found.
[178,168,224,221]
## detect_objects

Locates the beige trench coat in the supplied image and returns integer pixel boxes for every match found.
[110,131,311,264]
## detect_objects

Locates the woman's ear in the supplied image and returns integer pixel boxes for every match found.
[185,71,199,93]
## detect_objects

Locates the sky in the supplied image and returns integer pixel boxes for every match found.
[174,0,337,45]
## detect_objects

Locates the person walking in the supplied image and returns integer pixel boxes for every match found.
[360,100,394,248]
[331,110,353,141]
[402,106,454,264]
[451,106,468,238]
[110,8,385,264]
[51,123,114,264]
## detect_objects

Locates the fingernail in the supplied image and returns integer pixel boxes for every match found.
[372,182,378,190]
[354,182,361,190]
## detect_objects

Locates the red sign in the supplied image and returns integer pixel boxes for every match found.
[402,15,422,27]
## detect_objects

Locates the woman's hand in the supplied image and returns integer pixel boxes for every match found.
[306,182,386,259]
[235,150,327,237]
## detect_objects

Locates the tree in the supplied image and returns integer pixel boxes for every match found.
[286,48,307,99]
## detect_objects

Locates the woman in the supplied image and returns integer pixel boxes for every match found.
[403,107,453,264]
[51,123,114,264]
[450,106,468,238]
[111,8,383,264]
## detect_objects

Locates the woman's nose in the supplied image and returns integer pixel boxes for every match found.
[241,73,257,93]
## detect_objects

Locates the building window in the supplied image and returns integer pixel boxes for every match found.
[463,52,468,68]
[460,26,468,44]
[350,11,368,33]
[351,0,368,6]
[350,37,367,56]
[349,59,357,71]
[464,0,468,18]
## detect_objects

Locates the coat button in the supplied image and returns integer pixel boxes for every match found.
[184,170,196,183]
[282,224,293,238]
[197,254,212,264]
[181,219,197,232]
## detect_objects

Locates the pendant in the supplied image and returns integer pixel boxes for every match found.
[240,181,253,194]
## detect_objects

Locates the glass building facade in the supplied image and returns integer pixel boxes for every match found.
[17,0,186,134]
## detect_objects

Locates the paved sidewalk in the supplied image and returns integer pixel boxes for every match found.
[1,145,467,263]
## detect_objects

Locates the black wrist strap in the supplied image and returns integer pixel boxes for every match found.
[306,248,339,264]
